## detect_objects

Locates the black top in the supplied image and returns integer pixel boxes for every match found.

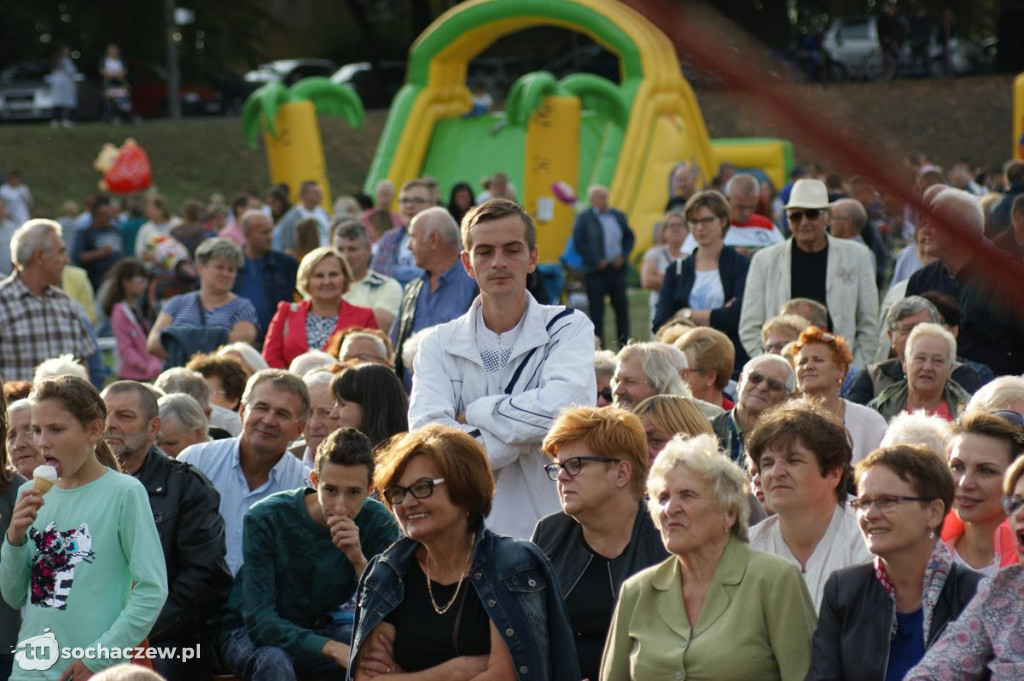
[563,536,616,681]
[385,559,490,671]
[790,242,829,307]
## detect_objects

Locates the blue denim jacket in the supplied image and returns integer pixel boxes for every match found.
[347,528,580,681]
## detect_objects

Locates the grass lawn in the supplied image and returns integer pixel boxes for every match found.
[0,113,388,217]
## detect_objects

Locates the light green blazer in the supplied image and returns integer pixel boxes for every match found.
[600,536,816,681]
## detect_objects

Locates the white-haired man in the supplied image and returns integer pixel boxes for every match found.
[391,207,477,390]
[611,342,722,421]
[905,186,1024,375]
[572,184,634,347]
[739,178,878,366]
[711,354,796,465]
[0,219,96,381]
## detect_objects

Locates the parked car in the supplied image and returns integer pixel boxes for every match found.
[330,61,406,109]
[0,60,102,121]
[125,61,224,117]
[244,59,338,88]
[823,15,980,80]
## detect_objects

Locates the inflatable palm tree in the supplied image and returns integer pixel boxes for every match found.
[242,77,365,207]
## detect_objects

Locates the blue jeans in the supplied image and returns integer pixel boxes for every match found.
[219,620,352,681]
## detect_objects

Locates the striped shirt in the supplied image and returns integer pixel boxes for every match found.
[0,273,98,381]
[163,291,258,331]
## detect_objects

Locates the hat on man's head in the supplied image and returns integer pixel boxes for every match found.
[785,179,831,210]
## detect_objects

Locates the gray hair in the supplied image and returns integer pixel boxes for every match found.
[587,184,608,202]
[832,198,868,232]
[966,376,1024,413]
[302,369,335,389]
[880,409,952,458]
[724,173,759,199]
[12,219,61,268]
[195,237,244,269]
[929,187,985,237]
[155,368,211,409]
[594,349,618,381]
[102,380,161,424]
[216,343,270,373]
[340,331,389,362]
[331,217,369,246]
[241,369,311,421]
[906,322,957,366]
[400,328,432,374]
[411,207,460,249]
[158,393,210,438]
[7,398,31,417]
[616,342,689,397]
[886,295,942,331]
[647,433,750,542]
[34,354,88,383]
[289,350,338,377]
[741,354,797,394]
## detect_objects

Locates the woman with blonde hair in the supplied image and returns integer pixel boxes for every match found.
[262,247,377,369]
[632,394,712,464]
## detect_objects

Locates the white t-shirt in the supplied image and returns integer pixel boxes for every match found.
[749,504,873,611]
[843,399,888,465]
[689,268,725,310]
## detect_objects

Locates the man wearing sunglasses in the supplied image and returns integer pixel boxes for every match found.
[711,354,796,465]
[739,178,879,368]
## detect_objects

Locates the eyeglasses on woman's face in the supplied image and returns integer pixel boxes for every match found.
[382,477,445,505]
[543,456,618,481]
[850,495,934,513]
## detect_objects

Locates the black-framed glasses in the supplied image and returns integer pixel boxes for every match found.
[787,209,823,222]
[1001,495,1024,516]
[746,371,787,393]
[544,456,618,481]
[850,495,934,513]
[598,387,613,402]
[382,477,445,505]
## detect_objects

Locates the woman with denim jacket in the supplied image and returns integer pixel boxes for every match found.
[806,445,981,681]
[348,424,579,681]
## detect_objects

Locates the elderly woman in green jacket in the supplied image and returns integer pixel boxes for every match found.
[600,434,816,681]
[870,323,970,423]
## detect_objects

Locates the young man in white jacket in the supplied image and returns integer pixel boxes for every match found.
[408,199,596,539]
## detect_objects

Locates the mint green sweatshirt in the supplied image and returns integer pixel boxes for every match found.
[0,470,168,679]
[217,488,399,660]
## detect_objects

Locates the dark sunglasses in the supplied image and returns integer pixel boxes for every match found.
[599,387,613,402]
[747,371,787,392]
[787,209,822,222]
[993,410,1024,430]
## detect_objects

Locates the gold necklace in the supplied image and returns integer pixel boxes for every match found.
[424,534,476,615]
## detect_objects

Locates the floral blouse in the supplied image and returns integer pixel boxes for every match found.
[905,564,1024,680]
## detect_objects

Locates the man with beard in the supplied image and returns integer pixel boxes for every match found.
[101,380,231,680]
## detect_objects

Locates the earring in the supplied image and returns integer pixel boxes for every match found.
[928,529,936,540]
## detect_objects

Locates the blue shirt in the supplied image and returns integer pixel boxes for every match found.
[394,259,477,391]
[177,437,310,575]
[886,608,926,681]
[163,291,258,332]
[236,255,268,329]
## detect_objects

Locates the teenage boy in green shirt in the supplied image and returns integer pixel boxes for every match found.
[217,427,399,680]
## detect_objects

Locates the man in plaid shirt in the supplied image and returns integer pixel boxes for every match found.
[0,219,96,381]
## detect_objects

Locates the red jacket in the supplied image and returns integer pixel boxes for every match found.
[941,511,1019,568]
[262,299,377,369]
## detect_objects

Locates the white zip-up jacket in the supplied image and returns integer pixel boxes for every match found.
[409,294,596,539]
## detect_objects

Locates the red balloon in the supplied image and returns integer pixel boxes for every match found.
[104,142,152,194]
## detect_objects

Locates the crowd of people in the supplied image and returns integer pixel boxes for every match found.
[0,154,1021,681]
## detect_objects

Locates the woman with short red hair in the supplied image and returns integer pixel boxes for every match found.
[794,326,887,464]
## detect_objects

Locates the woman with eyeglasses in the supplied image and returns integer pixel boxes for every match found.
[349,425,579,681]
[941,412,1023,576]
[806,445,981,681]
[651,191,750,373]
[530,407,668,681]
[601,433,815,681]
[794,326,887,464]
[907,455,1024,680]
[870,323,970,423]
